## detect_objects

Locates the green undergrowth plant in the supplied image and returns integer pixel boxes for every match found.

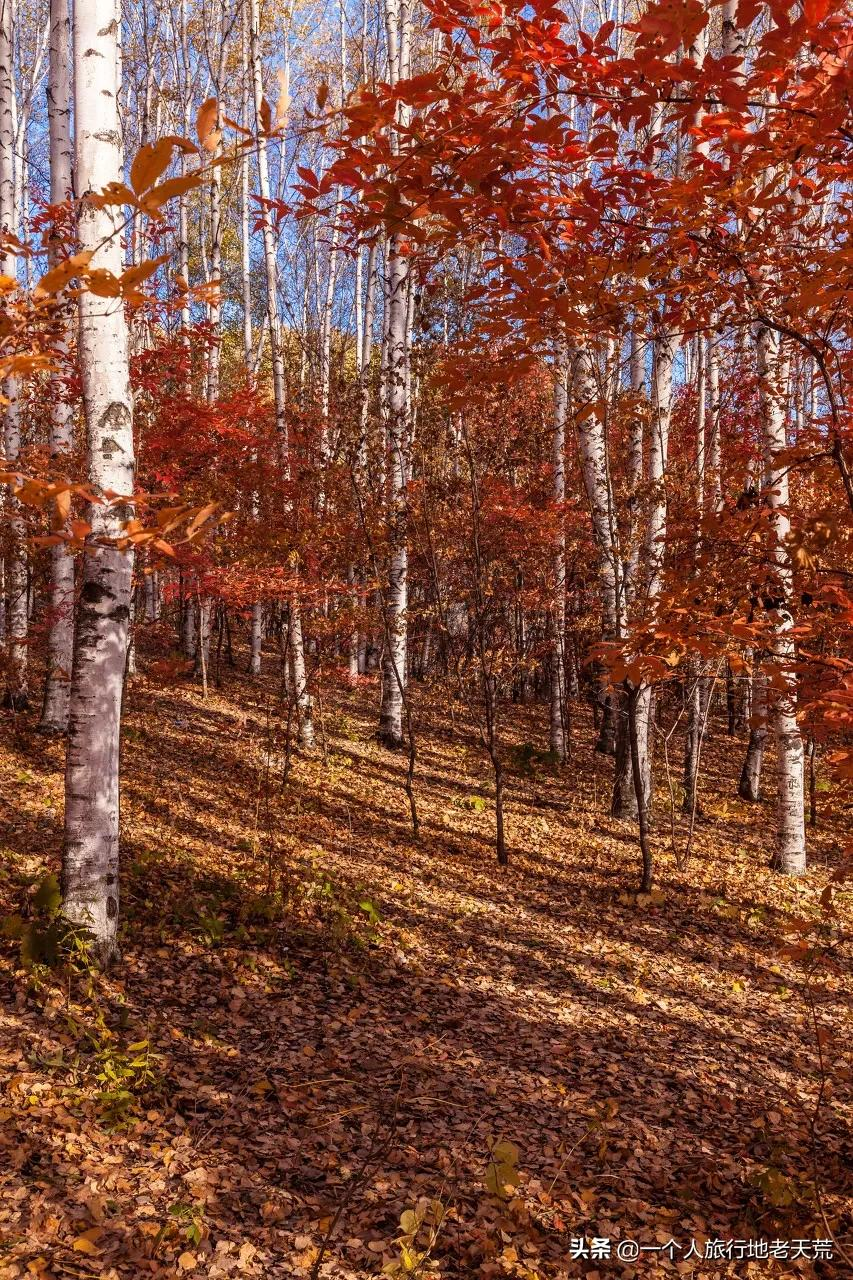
[383,1198,448,1277]
[1,871,99,975]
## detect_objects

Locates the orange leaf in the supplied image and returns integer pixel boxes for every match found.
[130,138,175,195]
[139,173,201,213]
[34,252,93,297]
[196,97,221,152]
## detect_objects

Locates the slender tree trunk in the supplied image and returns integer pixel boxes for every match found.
[347,563,360,682]
[240,5,263,680]
[175,0,191,387]
[739,666,767,801]
[0,0,27,710]
[612,325,646,812]
[63,0,135,959]
[126,584,138,677]
[182,587,197,659]
[570,342,623,763]
[706,326,723,514]
[682,334,709,806]
[377,0,412,749]
[807,735,817,828]
[754,321,805,873]
[549,345,569,760]
[628,682,653,892]
[39,0,75,731]
[250,0,312,744]
[205,47,225,403]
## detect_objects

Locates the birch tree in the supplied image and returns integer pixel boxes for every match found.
[0,0,28,710]
[249,0,313,747]
[377,0,412,749]
[62,0,136,957]
[754,319,805,873]
[38,0,75,734]
[549,345,569,761]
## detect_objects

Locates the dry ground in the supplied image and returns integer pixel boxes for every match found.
[1,646,851,1279]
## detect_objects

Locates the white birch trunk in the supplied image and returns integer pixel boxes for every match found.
[612,324,647,815]
[176,0,191,383]
[754,321,805,873]
[706,326,723,513]
[549,346,568,760]
[0,0,27,710]
[683,333,709,811]
[378,226,410,747]
[570,343,621,758]
[378,0,412,749]
[250,0,312,744]
[63,0,136,958]
[39,0,75,733]
[241,1,263,680]
[739,666,767,801]
[205,31,226,405]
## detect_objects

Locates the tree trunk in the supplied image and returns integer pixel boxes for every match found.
[739,667,767,801]
[0,0,27,710]
[181,584,197,659]
[754,321,805,873]
[194,596,212,686]
[377,2,412,749]
[549,346,569,761]
[240,6,263,681]
[249,0,312,743]
[570,341,623,767]
[63,0,135,960]
[628,682,653,892]
[39,0,75,733]
[683,668,711,815]
[250,603,263,676]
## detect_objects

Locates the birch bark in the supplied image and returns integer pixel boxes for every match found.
[241,0,263,678]
[378,0,412,748]
[0,0,27,710]
[249,0,313,745]
[63,0,136,957]
[38,9,79,743]
[549,346,569,760]
[754,321,805,873]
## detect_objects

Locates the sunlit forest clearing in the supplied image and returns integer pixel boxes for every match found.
[1,0,852,1274]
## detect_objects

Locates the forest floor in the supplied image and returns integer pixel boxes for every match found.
[0,639,851,1280]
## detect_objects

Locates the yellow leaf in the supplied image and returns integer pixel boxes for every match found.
[178,1251,197,1271]
[72,1229,102,1254]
